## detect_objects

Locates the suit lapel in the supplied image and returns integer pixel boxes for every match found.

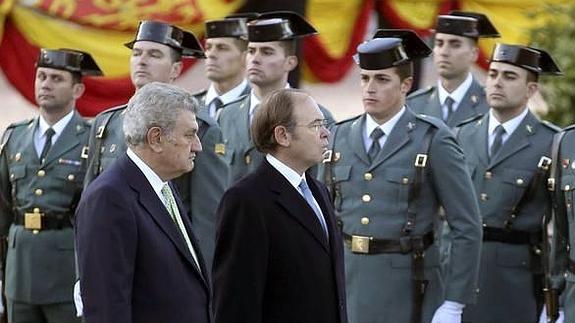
[237,96,256,154]
[22,118,40,163]
[263,161,330,254]
[369,110,414,171]
[44,111,84,165]
[467,114,490,167]
[489,112,536,169]
[425,87,443,119]
[347,115,370,165]
[123,156,204,276]
[172,183,211,288]
[449,79,485,124]
[307,177,336,243]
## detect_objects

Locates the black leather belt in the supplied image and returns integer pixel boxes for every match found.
[483,226,540,245]
[342,231,434,254]
[14,210,73,230]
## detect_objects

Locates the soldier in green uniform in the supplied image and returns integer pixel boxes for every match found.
[193,15,255,120]
[0,48,102,323]
[83,21,229,273]
[320,30,482,323]
[407,11,500,127]
[218,11,335,183]
[457,44,562,323]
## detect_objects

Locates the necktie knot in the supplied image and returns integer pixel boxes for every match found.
[370,127,384,141]
[213,97,223,110]
[45,127,55,138]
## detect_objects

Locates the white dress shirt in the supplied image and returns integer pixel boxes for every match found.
[34,110,74,158]
[487,108,529,152]
[363,106,406,152]
[437,73,473,120]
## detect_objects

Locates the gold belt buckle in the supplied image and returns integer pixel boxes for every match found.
[351,235,372,254]
[24,211,43,230]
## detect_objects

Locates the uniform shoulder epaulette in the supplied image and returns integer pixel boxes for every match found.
[6,118,34,129]
[455,114,484,128]
[335,114,362,126]
[192,88,207,99]
[407,85,435,99]
[96,103,128,117]
[223,93,249,108]
[541,120,561,133]
[562,124,575,132]
[415,113,445,129]
[0,118,33,154]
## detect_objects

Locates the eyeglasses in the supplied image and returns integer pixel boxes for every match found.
[295,119,330,132]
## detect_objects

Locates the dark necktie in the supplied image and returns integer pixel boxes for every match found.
[490,125,506,159]
[368,128,384,162]
[299,180,328,237]
[40,128,55,162]
[213,97,223,112]
[444,96,455,121]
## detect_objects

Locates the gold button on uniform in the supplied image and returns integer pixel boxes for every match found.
[34,189,43,196]
[484,172,492,179]
[364,173,373,181]
[15,153,21,161]
[245,155,251,165]
[67,174,75,181]
[516,178,524,186]
[402,177,409,184]
[37,170,46,177]
[10,174,14,180]
[362,194,371,202]
[361,217,370,225]
[566,185,572,191]
[480,193,488,201]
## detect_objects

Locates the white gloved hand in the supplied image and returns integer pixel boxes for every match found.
[538,306,565,323]
[431,300,464,323]
[73,280,83,317]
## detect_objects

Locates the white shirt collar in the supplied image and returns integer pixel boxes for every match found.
[488,108,529,138]
[35,110,75,157]
[38,110,74,140]
[364,106,405,145]
[437,72,474,108]
[205,78,249,107]
[127,148,168,205]
[266,154,305,191]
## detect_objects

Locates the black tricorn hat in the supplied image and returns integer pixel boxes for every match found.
[36,48,103,76]
[246,11,317,42]
[124,20,205,58]
[206,17,254,39]
[354,29,432,70]
[490,43,562,75]
[435,11,500,39]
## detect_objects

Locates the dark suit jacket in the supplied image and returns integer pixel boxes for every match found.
[76,154,211,323]
[212,159,347,323]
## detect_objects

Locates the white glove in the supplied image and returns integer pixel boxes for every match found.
[539,306,564,323]
[73,280,83,317]
[431,300,464,323]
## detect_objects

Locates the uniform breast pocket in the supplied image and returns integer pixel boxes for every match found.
[561,174,575,220]
[8,165,26,184]
[52,167,84,189]
[500,169,532,203]
[332,165,351,210]
[383,168,416,214]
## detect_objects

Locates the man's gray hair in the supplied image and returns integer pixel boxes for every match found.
[123,82,199,147]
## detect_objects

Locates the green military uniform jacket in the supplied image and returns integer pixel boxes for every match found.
[550,125,575,321]
[0,111,88,304]
[84,104,229,273]
[407,77,489,127]
[219,93,335,183]
[457,111,559,323]
[319,108,482,323]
